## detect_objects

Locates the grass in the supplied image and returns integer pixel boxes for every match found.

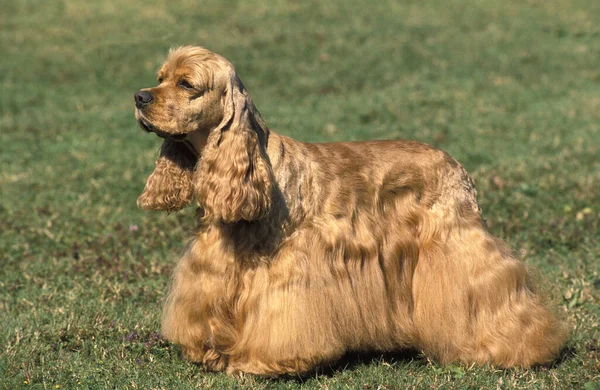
[1,0,599,388]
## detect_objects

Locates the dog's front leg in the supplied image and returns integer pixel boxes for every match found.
[161,228,237,372]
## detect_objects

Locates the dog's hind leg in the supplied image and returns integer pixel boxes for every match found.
[411,221,567,367]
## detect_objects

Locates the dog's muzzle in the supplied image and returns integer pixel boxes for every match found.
[134,90,189,144]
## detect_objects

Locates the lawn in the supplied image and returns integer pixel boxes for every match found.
[1,0,599,388]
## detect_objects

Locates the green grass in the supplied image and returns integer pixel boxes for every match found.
[1,0,599,388]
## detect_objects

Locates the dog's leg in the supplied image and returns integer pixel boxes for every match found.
[161,228,237,372]
[181,346,229,372]
[412,221,567,367]
[220,242,349,376]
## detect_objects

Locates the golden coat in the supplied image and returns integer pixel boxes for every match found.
[134,46,567,376]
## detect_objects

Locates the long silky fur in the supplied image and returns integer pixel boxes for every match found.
[137,46,567,377]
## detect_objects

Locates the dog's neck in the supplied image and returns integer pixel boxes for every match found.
[184,130,208,158]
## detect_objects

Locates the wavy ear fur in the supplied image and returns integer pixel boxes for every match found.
[194,73,273,223]
[137,138,196,212]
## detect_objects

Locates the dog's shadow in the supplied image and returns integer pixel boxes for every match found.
[266,344,577,384]
[327,349,423,374]
[551,345,577,367]
[269,349,424,383]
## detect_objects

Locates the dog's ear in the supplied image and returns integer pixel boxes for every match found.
[193,72,273,223]
[137,138,196,212]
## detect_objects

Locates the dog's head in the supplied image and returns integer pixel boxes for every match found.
[134,47,229,143]
[135,46,273,222]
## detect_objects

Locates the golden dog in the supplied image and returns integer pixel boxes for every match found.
[134,46,567,376]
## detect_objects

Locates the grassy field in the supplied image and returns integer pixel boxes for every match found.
[1,0,599,388]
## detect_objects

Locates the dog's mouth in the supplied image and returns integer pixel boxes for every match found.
[138,117,187,142]
[137,116,199,159]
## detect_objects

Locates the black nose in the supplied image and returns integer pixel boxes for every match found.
[134,90,153,109]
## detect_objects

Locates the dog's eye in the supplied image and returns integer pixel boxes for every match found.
[178,80,195,90]
[157,77,164,84]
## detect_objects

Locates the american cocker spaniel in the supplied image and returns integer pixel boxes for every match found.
[134,46,567,376]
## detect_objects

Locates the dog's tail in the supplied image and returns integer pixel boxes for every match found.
[411,216,568,367]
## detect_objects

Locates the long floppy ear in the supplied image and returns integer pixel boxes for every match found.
[137,138,196,212]
[193,72,273,223]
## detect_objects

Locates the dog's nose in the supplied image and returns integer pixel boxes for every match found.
[134,90,153,108]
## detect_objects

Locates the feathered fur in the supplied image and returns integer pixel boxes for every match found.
[134,46,567,376]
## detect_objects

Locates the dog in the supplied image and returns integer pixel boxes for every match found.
[134,46,567,376]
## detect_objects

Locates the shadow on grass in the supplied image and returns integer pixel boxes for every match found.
[174,334,576,383]
[271,349,424,383]
[270,344,577,384]
[551,345,577,368]
[325,349,423,374]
